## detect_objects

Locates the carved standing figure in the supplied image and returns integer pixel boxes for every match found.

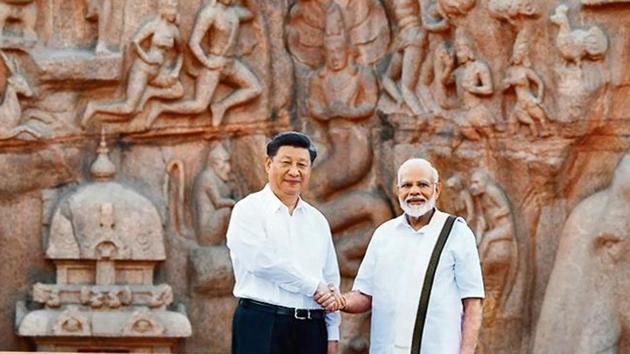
[84,0,114,54]
[469,169,518,327]
[503,35,548,136]
[144,0,262,128]
[382,0,429,115]
[193,143,235,246]
[81,0,184,128]
[306,4,391,278]
[444,29,496,148]
[0,0,37,44]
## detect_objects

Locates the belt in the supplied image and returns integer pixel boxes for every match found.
[239,298,325,320]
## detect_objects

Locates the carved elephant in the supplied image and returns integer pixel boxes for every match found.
[534,154,630,353]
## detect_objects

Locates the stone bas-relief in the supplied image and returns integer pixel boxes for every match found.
[16,135,191,351]
[535,153,630,354]
[2,0,630,353]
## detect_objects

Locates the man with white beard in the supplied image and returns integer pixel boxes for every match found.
[318,158,484,354]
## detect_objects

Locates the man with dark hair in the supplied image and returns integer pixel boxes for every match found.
[227,131,341,354]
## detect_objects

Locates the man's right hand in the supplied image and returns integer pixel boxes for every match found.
[314,283,345,312]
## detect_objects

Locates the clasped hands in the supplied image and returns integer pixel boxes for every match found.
[314,282,347,312]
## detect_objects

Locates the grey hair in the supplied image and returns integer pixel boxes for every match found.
[397,158,440,185]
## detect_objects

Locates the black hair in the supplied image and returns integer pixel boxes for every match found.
[266,131,317,163]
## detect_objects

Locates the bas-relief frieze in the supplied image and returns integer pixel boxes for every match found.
[1,0,630,353]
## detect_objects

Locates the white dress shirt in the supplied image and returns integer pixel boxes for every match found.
[353,209,484,354]
[226,184,341,340]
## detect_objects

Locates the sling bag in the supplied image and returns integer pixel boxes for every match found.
[410,214,457,354]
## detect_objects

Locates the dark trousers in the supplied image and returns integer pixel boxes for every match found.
[231,300,328,354]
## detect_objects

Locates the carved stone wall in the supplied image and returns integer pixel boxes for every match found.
[1,0,630,353]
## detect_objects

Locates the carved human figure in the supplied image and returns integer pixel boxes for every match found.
[80,0,184,128]
[0,0,37,44]
[286,0,390,68]
[469,169,518,326]
[381,0,429,115]
[445,173,475,223]
[503,35,549,137]
[444,29,496,147]
[84,0,114,54]
[144,0,263,128]
[193,143,235,246]
[306,3,378,198]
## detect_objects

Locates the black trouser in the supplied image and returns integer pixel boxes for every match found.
[232,299,328,354]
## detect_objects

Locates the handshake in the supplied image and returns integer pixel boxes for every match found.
[314,282,347,312]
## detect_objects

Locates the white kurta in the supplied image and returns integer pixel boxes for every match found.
[226,184,341,340]
[353,209,484,354]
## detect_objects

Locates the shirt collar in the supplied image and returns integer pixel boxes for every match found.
[261,184,306,213]
[395,208,448,234]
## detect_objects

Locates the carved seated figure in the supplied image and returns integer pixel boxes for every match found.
[469,169,517,326]
[193,142,235,246]
[0,0,37,44]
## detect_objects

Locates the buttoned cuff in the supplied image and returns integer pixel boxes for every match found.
[326,323,340,341]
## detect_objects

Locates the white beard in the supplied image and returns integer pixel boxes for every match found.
[399,194,436,218]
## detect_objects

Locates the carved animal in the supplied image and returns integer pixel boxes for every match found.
[550,4,608,65]
[0,52,41,140]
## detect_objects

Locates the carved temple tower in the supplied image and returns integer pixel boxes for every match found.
[16,135,191,352]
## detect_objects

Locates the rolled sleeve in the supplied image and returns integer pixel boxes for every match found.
[453,219,485,299]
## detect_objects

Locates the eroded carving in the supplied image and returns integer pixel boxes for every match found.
[193,142,235,246]
[306,4,392,276]
[32,283,61,308]
[0,0,37,46]
[79,286,132,309]
[550,4,608,66]
[122,307,165,336]
[445,173,474,222]
[381,0,430,116]
[84,0,114,54]
[503,34,549,137]
[81,0,184,128]
[144,0,262,128]
[286,0,389,68]
[534,153,630,354]
[52,306,90,336]
[469,169,518,327]
[443,29,497,148]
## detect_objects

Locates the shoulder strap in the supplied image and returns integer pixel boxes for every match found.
[410,215,457,354]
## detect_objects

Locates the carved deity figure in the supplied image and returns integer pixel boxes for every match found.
[306,3,378,199]
[381,0,429,116]
[81,0,184,128]
[144,0,262,128]
[443,29,496,148]
[0,0,37,44]
[503,35,549,137]
[193,143,235,246]
[286,0,389,68]
[469,169,517,326]
[305,4,391,280]
[84,0,114,54]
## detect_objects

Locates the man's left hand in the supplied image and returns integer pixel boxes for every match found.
[327,340,338,354]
